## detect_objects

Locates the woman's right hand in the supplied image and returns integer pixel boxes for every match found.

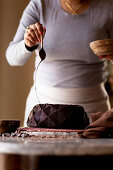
[99,55,113,61]
[24,22,46,47]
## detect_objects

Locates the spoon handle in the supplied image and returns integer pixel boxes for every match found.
[41,35,43,48]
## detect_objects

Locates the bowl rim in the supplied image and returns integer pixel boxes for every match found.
[0,120,20,122]
[90,38,113,46]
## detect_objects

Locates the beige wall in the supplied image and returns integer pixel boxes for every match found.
[0,0,35,126]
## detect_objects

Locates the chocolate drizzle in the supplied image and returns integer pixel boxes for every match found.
[35,41,46,104]
[34,60,43,104]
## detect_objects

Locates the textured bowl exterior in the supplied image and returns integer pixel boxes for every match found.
[90,39,113,56]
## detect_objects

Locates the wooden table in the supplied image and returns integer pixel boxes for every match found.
[0,136,113,170]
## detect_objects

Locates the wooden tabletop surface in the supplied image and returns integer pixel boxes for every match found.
[0,136,113,156]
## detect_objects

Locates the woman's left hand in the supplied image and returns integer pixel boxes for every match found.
[99,55,113,61]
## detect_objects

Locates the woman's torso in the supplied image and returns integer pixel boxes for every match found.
[10,0,113,88]
[34,0,113,88]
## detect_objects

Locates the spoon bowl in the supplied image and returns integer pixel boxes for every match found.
[39,35,46,60]
[39,47,46,60]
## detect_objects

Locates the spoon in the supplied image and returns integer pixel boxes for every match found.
[35,34,46,104]
[39,35,46,61]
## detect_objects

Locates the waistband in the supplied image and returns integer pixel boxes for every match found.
[34,83,107,104]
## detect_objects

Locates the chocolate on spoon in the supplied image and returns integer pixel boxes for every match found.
[39,35,46,60]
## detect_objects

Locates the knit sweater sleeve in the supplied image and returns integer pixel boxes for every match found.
[6,0,40,66]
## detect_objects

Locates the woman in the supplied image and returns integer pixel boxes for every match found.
[6,0,113,126]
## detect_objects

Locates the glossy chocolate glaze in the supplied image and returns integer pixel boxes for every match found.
[27,104,90,130]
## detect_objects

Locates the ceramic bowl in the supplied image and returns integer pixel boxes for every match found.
[0,120,20,134]
[90,39,113,56]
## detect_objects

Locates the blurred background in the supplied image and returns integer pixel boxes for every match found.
[0,0,35,126]
[0,0,113,127]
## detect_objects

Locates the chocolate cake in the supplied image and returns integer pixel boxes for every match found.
[27,104,90,130]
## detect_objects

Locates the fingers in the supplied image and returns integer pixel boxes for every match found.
[99,55,106,59]
[24,27,39,47]
[24,37,36,47]
[99,55,113,61]
[34,23,46,39]
[35,22,43,35]
[106,55,113,60]
[24,22,46,47]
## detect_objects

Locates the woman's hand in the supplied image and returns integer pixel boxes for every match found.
[99,55,113,61]
[24,22,46,47]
